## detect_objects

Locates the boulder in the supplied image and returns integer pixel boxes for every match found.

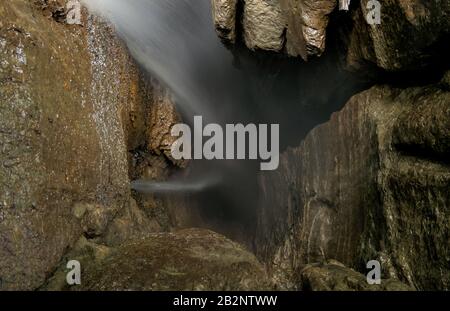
[300,260,413,291]
[44,229,272,291]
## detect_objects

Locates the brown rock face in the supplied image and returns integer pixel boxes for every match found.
[212,0,450,71]
[211,0,336,59]
[44,229,271,291]
[280,0,336,58]
[1,0,266,291]
[211,0,239,44]
[300,260,413,291]
[256,82,450,290]
[345,0,450,71]
[242,0,286,52]
[0,0,180,290]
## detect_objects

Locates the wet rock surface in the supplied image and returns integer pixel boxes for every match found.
[211,0,450,291]
[300,260,413,291]
[256,81,450,290]
[212,0,336,59]
[0,0,181,290]
[0,0,270,291]
[344,0,450,72]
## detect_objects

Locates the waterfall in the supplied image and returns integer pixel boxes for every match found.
[81,0,367,234]
[82,0,237,120]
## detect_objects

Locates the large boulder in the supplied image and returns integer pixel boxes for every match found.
[44,228,272,291]
[300,260,412,291]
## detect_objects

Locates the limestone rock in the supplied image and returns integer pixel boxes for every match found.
[256,80,450,290]
[339,0,351,11]
[212,0,336,58]
[147,85,187,168]
[280,0,336,58]
[211,0,238,44]
[345,0,450,71]
[212,0,450,71]
[45,229,272,291]
[74,203,114,238]
[103,198,162,246]
[0,0,177,290]
[300,260,413,291]
[34,0,67,23]
[243,0,287,52]
[42,236,113,291]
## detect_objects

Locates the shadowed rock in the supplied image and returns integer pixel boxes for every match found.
[256,80,450,290]
[300,260,413,291]
[212,0,450,71]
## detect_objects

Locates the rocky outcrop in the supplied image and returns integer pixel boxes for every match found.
[212,0,336,59]
[0,0,181,290]
[242,0,287,52]
[350,0,450,72]
[2,0,448,292]
[300,260,412,291]
[43,228,271,291]
[212,0,450,71]
[211,0,239,44]
[256,79,450,290]
[280,0,336,58]
[211,0,450,292]
[344,0,450,72]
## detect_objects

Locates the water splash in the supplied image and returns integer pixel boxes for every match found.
[82,0,234,119]
[131,174,222,194]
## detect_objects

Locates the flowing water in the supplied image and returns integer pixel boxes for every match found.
[82,0,367,240]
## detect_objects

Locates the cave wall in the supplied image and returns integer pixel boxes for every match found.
[0,0,272,291]
[212,0,450,290]
[257,82,450,290]
[212,0,450,70]
[0,0,181,290]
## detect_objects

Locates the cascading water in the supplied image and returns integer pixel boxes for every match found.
[82,0,367,242]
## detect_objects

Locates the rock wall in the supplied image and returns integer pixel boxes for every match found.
[212,0,336,59]
[344,0,450,71]
[0,0,181,290]
[212,0,450,291]
[212,0,450,70]
[256,81,450,290]
[0,0,271,291]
